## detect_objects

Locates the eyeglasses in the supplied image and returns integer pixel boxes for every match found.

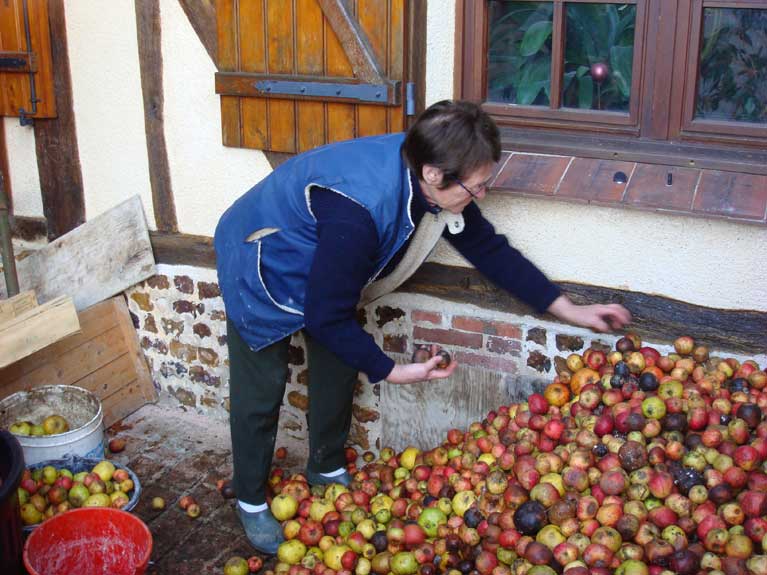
[454,177,491,199]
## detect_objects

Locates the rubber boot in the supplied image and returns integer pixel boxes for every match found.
[305,469,352,487]
[237,506,285,554]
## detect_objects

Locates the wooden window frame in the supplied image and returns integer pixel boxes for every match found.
[456,0,767,174]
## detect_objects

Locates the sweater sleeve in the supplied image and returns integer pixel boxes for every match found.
[304,188,396,383]
[445,202,561,313]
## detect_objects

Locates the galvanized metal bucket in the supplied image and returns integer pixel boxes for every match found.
[0,385,105,466]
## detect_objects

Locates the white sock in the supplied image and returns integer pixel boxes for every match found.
[239,500,268,513]
[320,467,347,478]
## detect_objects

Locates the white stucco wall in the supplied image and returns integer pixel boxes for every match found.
[2,0,765,312]
[3,119,41,217]
[64,0,155,227]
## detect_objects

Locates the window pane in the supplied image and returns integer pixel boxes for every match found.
[696,8,767,124]
[562,3,636,112]
[487,1,553,106]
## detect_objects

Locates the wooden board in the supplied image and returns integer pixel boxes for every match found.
[0,296,156,427]
[0,290,37,324]
[381,366,543,451]
[0,195,156,310]
[0,295,80,368]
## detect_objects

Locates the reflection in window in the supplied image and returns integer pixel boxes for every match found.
[696,8,767,124]
[487,2,553,106]
[562,3,635,112]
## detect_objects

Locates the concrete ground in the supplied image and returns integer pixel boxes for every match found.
[106,397,289,575]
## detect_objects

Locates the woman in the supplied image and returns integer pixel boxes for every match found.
[214,100,631,553]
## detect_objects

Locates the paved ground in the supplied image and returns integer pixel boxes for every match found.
[106,398,287,575]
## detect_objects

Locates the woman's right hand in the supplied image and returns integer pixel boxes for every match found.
[385,354,458,384]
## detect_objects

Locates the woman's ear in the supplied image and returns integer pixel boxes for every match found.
[422,165,443,187]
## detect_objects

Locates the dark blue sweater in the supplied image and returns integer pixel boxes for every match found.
[304,177,561,382]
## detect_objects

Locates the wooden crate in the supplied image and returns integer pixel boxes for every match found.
[0,291,81,368]
[0,295,156,427]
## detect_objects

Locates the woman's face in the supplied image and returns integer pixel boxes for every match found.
[425,163,496,214]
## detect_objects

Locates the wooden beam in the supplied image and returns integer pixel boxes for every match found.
[177,0,217,66]
[401,263,767,355]
[317,0,386,84]
[149,230,216,269]
[0,117,10,208]
[405,0,427,127]
[10,215,46,241]
[33,0,85,241]
[136,0,178,233]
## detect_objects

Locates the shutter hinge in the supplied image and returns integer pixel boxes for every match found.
[406,82,416,116]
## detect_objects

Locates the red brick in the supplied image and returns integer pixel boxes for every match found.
[411,310,442,325]
[413,326,482,349]
[383,334,408,353]
[454,351,518,374]
[452,316,522,339]
[487,336,521,356]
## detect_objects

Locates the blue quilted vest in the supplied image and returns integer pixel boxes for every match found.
[214,133,415,351]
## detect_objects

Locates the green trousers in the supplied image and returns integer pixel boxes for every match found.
[227,319,359,504]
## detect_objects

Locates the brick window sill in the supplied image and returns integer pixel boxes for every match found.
[489,151,767,226]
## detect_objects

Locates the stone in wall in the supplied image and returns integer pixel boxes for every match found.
[193,323,211,338]
[174,275,194,294]
[171,387,196,407]
[527,350,551,373]
[526,327,547,346]
[556,334,584,351]
[144,315,158,333]
[146,275,170,289]
[211,310,227,321]
[297,369,309,386]
[199,347,219,367]
[131,292,153,311]
[198,281,220,299]
[169,340,197,362]
[190,365,221,387]
[141,336,168,355]
[288,344,305,366]
[589,340,611,353]
[375,305,405,328]
[173,300,204,317]
[288,390,309,412]
[162,318,185,336]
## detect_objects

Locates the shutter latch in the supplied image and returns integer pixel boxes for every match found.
[406,83,416,116]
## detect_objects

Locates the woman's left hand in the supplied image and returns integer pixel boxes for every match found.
[547,295,632,332]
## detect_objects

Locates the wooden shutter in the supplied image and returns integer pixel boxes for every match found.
[216,0,409,153]
[0,0,55,119]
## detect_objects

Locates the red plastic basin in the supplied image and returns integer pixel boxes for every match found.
[23,507,153,575]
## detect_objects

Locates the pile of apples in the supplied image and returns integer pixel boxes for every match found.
[10,414,70,436]
[261,335,767,575]
[18,459,135,525]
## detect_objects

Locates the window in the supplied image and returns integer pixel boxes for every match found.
[457,0,767,172]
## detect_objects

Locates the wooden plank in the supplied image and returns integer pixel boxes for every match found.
[242,98,269,149]
[0,325,126,394]
[0,298,121,383]
[0,196,156,310]
[0,120,10,207]
[296,0,326,151]
[266,0,296,152]
[356,0,388,136]
[382,367,513,451]
[317,0,385,83]
[0,290,37,324]
[177,0,217,65]
[325,5,355,141]
[0,295,80,368]
[388,0,405,131]
[136,0,178,233]
[238,0,268,149]
[26,0,55,118]
[112,295,155,404]
[0,0,29,118]
[217,0,241,147]
[405,0,427,126]
[34,0,85,240]
[0,295,156,427]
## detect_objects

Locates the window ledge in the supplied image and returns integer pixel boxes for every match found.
[489,152,767,226]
